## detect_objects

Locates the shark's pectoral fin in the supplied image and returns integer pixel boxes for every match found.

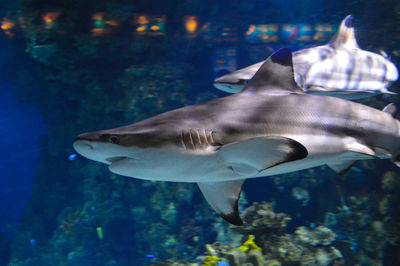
[218,136,308,173]
[198,180,245,225]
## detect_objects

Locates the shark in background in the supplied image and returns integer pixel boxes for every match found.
[73,48,400,225]
[214,15,398,100]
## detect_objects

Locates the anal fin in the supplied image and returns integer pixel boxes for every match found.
[198,180,245,225]
[327,143,378,175]
[327,161,357,176]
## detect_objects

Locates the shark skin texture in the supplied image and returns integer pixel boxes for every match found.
[73,48,400,225]
[214,15,398,100]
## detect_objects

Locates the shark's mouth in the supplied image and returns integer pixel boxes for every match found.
[106,156,127,164]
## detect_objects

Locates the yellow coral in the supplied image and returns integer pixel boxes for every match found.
[201,255,219,266]
[236,235,262,253]
[201,244,220,266]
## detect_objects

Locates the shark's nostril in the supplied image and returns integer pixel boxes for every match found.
[85,142,94,150]
[73,139,94,152]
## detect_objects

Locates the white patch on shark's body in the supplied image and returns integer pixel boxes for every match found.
[214,15,398,99]
[74,49,400,225]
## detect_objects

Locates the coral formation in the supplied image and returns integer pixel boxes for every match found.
[233,202,291,237]
[295,226,336,246]
[157,203,344,266]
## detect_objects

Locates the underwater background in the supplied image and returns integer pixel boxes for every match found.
[0,0,400,265]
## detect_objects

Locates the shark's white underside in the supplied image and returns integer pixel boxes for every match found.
[101,135,378,183]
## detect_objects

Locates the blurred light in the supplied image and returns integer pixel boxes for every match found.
[212,47,237,77]
[134,14,166,36]
[42,12,60,29]
[148,17,166,35]
[183,16,198,38]
[218,27,238,43]
[1,18,14,30]
[138,15,149,24]
[134,14,149,35]
[281,24,313,43]
[1,18,15,37]
[313,24,336,42]
[105,20,119,27]
[199,22,213,41]
[136,26,146,32]
[68,154,77,161]
[246,24,279,43]
[91,12,105,36]
[92,12,104,22]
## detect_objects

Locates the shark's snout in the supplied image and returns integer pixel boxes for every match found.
[73,138,114,164]
[74,131,102,142]
[73,139,95,157]
[73,132,104,157]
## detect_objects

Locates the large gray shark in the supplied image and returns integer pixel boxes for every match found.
[214,15,398,99]
[73,48,400,225]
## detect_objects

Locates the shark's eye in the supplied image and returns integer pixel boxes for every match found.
[109,135,120,144]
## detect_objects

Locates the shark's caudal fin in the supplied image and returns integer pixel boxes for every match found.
[329,15,358,49]
[243,48,304,94]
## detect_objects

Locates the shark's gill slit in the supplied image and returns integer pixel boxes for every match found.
[209,130,216,145]
[180,131,187,150]
[194,129,202,145]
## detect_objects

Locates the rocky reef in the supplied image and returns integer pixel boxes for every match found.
[155,202,344,266]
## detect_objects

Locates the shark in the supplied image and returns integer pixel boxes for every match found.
[214,15,398,99]
[73,48,400,225]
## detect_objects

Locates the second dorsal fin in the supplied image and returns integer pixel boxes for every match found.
[242,48,304,94]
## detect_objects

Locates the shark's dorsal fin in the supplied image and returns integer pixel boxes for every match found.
[242,48,304,94]
[198,180,245,225]
[330,15,359,49]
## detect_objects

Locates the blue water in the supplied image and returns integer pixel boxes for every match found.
[0,82,46,236]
